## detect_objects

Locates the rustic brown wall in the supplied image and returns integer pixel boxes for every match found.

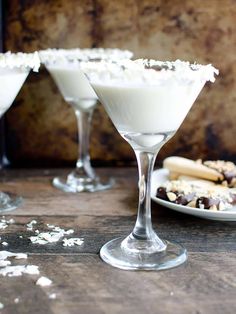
[3,0,236,166]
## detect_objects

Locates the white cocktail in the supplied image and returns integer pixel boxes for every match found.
[82,59,218,270]
[0,51,40,212]
[40,48,133,193]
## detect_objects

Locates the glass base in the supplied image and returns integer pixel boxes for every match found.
[100,236,187,270]
[0,192,22,213]
[52,174,115,193]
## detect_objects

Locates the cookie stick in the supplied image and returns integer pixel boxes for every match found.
[163,156,224,182]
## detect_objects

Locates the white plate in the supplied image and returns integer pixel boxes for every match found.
[151,169,236,221]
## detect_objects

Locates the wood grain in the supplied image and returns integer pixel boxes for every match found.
[0,168,235,313]
[1,253,235,314]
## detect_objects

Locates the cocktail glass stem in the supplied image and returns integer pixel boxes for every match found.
[53,99,114,192]
[100,134,187,270]
[74,106,96,180]
[123,150,166,253]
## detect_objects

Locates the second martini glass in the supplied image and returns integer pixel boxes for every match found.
[83,59,218,270]
[40,48,133,193]
[0,51,40,212]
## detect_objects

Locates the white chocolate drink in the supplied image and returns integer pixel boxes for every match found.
[0,51,40,213]
[0,68,29,117]
[0,51,40,117]
[82,59,218,148]
[40,48,133,110]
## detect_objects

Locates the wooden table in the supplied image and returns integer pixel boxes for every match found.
[0,168,235,314]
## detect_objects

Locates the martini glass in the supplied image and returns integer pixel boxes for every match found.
[0,51,40,212]
[82,59,218,270]
[40,48,133,193]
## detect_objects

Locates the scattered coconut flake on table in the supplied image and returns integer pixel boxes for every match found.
[14,253,27,259]
[0,251,39,277]
[24,265,40,275]
[62,238,84,247]
[0,217,14,230]
[1,216,83,249]
[36,276,52,287]
[26,220,37,231]
[30,226,74,245]
[0,251,27,261]
[0,222,7,230]
[14,297,19,304]
[0,302,4,309]
[0,260,11,267]
[0,265,39,277]
[48,293,57,299]
[46,224,55,229]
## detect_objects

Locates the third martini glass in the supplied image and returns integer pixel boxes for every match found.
[82,59,218,270]
[40,48,133,193]
[0,51,40,212]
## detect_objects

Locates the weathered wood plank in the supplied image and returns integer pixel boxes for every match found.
[0,168,235,314]
[0,213,236,255]
[0,254,235,314]
[0,168,137,216]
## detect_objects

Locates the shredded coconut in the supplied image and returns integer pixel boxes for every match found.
[0,302,4,309]
[13,253,27,259]
[39,48,133,67]
[14,298,19,304]
[26,220,37,231]
[0,51,40,71]
[0,260,11,267]
[0,265,39,277]
[0,217,15,230]
[0,251,38,277]
[48,293,57,299]
[0,220,8,229]
[1,242,8,247]
[0,248,54,295]
[81,58,219,87]
[29,226,74,245]
[62,237,84,247]
[46,224,55,229]
[0,251,27,261]
[36,276,52,287]
[0,222,8,229]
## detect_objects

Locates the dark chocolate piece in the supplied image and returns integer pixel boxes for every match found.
[156,187,168,201]
[175,193,195,205]
[196,197,220,209]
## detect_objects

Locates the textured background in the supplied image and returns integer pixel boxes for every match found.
[2,0,236,166]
